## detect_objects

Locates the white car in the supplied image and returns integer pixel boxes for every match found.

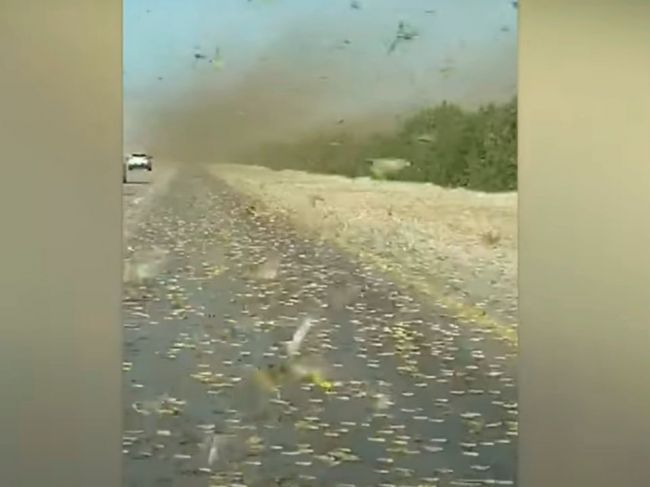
[125,153,153,171]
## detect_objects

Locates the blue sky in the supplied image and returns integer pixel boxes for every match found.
[124,0,517,151]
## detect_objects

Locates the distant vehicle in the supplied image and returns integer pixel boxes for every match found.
[126,153,153,171]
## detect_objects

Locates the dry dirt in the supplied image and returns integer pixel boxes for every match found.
[209,163,518,345]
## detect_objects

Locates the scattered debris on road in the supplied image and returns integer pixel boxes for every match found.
[122,168,516,485]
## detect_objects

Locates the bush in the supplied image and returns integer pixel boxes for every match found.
[251,97,517,192]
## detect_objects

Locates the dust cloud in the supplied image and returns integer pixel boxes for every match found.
[131,15,516,167]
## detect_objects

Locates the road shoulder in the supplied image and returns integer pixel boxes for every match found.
[208,163,518,346]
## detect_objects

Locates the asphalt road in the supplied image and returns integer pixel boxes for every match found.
[122,166,517,487]
[125,167,155,185]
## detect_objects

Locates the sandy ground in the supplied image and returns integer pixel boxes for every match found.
[209,163,518,345]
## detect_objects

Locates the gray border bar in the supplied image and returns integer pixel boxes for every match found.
[0,2,122,486]
[519,1,650,485]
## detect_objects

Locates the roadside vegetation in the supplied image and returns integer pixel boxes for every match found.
[252,97,517,192]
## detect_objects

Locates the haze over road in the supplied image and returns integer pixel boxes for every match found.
[122,165,517,487]
[124,0,517,161]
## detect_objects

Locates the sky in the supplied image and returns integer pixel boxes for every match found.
[123,0,518,160]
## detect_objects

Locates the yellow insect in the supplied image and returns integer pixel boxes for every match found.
[304,371,333,391]
[254,361,333,393]
[253,367,281,392]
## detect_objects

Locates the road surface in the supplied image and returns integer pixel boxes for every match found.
[125,167,155,185]
[122,165,517,487]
